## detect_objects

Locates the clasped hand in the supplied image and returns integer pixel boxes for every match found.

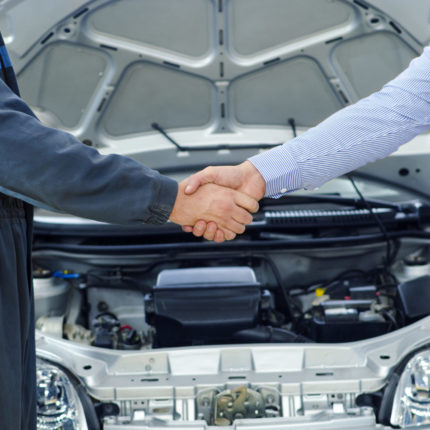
[169,161,266,242]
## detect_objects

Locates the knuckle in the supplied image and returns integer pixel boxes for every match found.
[208,224,217,234]
[193,227,204,237]
[204,166,215,180]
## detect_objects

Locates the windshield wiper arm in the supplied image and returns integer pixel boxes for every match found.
[151,123,279,151]
[288,118,297,138]
[151,122,186,151]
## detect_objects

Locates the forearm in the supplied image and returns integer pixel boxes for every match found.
[250,46,430,197]
[0,80,177,225]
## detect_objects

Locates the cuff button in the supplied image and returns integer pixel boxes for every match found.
[280,188,287,193]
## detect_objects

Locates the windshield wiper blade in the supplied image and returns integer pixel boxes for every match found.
[151,122,279,151]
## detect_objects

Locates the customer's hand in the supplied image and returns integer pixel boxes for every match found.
[181,161,266,241]
[169,179,259,242]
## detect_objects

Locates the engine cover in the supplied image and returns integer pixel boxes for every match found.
[145,267,261,347]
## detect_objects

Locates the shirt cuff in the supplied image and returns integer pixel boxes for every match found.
[248,144,303,198]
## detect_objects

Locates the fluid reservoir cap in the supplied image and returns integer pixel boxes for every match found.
[315,288,326,297]
[33,267,52,279]
[53,270,80,280]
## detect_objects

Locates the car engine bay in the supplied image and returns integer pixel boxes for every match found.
[32,194,430,427]
[34,239,430,350]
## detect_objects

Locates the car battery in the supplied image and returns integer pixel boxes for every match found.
[310,286,390,342]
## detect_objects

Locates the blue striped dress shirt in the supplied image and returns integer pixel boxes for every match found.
[249,46,430,198]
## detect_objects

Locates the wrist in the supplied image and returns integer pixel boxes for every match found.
[239,161,266,199]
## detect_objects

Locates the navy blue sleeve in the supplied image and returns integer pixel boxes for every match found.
[0,78,178,225]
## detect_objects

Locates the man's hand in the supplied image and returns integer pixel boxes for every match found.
[169,179,259,242]
[181,161,266,241]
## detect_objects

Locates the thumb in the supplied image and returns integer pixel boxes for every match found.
[184,178,201,194]
[184,168,215,195]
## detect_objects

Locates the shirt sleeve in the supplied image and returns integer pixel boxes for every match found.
[249,46,430,198]
[0,78,178,225]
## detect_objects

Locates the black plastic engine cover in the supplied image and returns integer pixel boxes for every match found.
[145,267,261,347]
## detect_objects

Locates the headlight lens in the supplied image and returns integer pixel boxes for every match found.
[391,351,430,427]
[36,359,88,429]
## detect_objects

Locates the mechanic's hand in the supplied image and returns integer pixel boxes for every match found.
[169,180,259,242]
[181,161,266,241]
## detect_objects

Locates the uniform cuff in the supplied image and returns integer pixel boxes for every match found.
[248,144,303,198]
[144,173,178,224]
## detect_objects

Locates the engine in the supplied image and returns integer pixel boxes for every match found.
[34,256,430,349]
[144,267,264,347]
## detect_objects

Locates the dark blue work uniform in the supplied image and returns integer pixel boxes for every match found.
[0,33,178,429]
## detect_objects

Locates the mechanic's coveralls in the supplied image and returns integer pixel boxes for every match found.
[0,33,178,429]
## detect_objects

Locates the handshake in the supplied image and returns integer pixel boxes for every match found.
[169,161,266,242]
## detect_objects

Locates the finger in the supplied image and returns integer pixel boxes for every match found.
[232,206,253,225]
[223,217,246,235]
[203,222,218,241]
[182,226,193,233]
[214,229,225,243]
[184,168,214,194]
[210,199,248,234]
[234,192,260,214]
[192,220,207,237]
[220,228,237,241]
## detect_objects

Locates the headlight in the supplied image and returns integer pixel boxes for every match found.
[36,359,88,430]
[391,350,430,427]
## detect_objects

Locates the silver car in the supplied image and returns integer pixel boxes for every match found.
[3,0,430,428]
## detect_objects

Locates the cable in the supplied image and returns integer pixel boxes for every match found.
[381,310,398,331]
[256,255,296,321]
[348,175,393,269]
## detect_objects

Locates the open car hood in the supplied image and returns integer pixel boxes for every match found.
[0,1,429,196]
[0,1,428,177]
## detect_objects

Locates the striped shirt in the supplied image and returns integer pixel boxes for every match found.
[249,46,430,198]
